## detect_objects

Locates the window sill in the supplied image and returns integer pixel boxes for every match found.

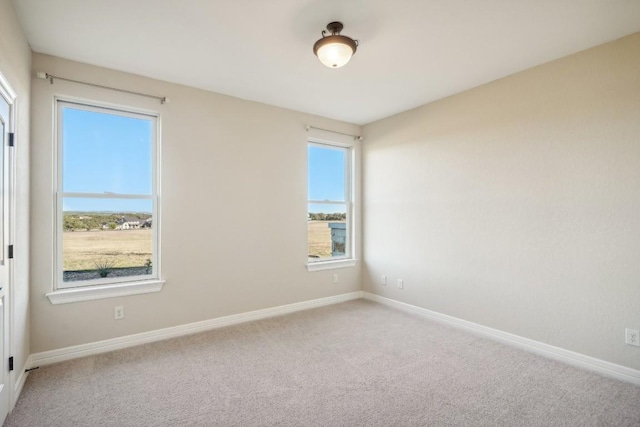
[306,259,358,272]
[46,279,165,305]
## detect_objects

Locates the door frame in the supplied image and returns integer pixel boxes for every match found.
[0,70,16,413]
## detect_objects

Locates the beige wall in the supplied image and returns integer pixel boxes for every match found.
[22,23,640,373]
[0,0,31,401]
[362,33,640,370]
[30,54,361,353]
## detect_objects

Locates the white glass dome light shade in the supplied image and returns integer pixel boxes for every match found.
[313,35,358,68]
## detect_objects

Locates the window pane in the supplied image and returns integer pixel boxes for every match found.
[308,145,346,201]
[62,198,153,283]
[308,203,347,260]
[62,106,153,194]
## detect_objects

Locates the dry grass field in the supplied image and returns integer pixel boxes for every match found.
[308,220,344,259]
[64,222,339,271]
[63,229,152,271]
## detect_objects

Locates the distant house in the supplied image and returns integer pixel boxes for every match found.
[116,216,151,230]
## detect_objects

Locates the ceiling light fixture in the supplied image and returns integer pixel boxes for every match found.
[313,22,358,68]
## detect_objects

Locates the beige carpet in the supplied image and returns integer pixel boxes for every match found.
[5,300,640,426]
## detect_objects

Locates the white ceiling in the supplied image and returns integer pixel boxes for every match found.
[11,0,640,125]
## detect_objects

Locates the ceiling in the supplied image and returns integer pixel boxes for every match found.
[11,0,640,125]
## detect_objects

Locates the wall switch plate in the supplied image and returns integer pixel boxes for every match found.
[114,306,125,320]
[625,328,640,347]
[332,274,338,284]
[381,275,387,285]
[397,279,404,289]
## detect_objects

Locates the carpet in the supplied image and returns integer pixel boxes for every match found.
[5,299,640,426]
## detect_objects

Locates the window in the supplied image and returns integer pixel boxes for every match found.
[307,140,353,267]
[55,100,160,291]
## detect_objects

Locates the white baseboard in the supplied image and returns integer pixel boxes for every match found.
[27,290,639,387]
[30,291,364,368]
[362,292,640,386]
[12,354,33,410]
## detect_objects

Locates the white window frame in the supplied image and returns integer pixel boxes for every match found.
[47,98,164,304]
[306,137,357,271]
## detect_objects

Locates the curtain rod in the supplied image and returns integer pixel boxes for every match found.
[306,125,362,141]
[37,72,169,104]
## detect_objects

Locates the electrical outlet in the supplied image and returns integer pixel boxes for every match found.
[397,279,404,289]
[381,275,387,285]
[332,274,338,284]
[114,306,125,320]
[625,328,640,347]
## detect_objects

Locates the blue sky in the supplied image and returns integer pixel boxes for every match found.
[308,145,347,214]
[62,107,153,213]
[62,106,347,215]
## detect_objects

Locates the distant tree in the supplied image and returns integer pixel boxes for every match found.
[308,212,346,221]
[63,216,85,231]
[62,212,152,231]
